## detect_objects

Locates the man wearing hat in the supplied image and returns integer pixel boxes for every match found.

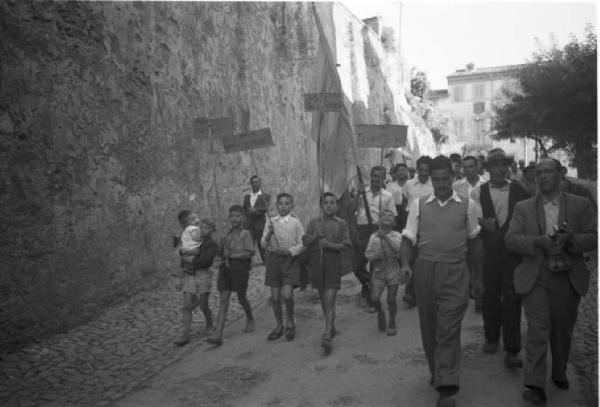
[470,148,531,368]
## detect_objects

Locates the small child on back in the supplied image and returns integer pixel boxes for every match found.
[173,211,218,346]
[207,205,255,346]
[177,210,202,268]
[365,209,406,336]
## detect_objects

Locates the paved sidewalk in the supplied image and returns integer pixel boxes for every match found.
[0,265,270,407]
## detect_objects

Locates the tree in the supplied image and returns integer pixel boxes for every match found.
[407,69,451,146]
[410,69,430,99]
[492,24,597,178]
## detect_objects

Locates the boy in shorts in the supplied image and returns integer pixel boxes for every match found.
[365,209,407,336]
[174,215,218,346]
[261,193,305,341]
[303,192,352,353]
[207,205,255,346]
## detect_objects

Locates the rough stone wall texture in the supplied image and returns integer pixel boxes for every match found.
[0,1,326,351]
[0,1,423,351]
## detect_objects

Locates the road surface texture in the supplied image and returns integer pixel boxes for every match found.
[1,255,596,407]
[116,275,583,407]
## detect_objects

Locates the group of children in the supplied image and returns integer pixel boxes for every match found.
[174,191,406,354]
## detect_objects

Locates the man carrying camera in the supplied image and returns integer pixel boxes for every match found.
[505,158,596,406]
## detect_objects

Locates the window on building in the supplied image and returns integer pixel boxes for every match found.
[473,83,485,100]
[452,86,464,102]
[453,118,464,140]
[473,119,485,144]
[473,102,485,114]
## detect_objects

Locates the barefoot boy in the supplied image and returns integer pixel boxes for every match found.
[207,205,255,346]
[365,209,407,336]
[303,192,352,353]
[261,193,305,341]
[174,213,218,346]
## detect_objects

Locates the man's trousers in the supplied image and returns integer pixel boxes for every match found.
[414,258,470,388]
[482,240,522,352]
[522,267,581,389]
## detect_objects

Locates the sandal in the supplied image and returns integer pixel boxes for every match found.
[285,325,296,341]
[267,327,284,341]
[321,336,333,354]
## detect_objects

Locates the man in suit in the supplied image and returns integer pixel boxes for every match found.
[470,148,531,367]
[243,175,270,264]
[505,158,596,406]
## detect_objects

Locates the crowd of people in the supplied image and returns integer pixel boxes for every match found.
[172,149,596,407]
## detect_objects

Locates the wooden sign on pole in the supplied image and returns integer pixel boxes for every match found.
[356,124,408,148]
[303,93,343,112]
[221,128,274,154]
[192,117,234,139]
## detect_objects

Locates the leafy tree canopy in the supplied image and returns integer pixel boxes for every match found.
[492,24,597,178]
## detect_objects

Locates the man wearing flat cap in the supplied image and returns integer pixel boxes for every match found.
[470,148,531,368]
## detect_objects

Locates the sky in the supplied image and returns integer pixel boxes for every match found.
[341,1,597,89]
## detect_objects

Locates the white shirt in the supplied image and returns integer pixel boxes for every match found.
[386,181,404,206]
[403,177,434,210]
[355,187,397,225]
[453,176,484,200]
[401,192,481,245]
[250,190,262,207]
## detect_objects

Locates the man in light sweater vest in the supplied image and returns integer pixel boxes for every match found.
[400,155,484,407]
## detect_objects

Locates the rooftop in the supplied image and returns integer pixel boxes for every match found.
[447,63,525,84]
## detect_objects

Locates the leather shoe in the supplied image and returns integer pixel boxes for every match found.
[483,341,499,353]
[552,377,569,390]
[267,327,283,341]
[523,387,546,405]
[504,352,523,368]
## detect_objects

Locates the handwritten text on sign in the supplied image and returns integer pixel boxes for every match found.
[193,117,234,139]
[303,93,343,112]
[356,125,408,148]
[221,128,274,154]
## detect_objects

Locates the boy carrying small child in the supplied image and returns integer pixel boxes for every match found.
[207,205,255,346]
[302,192,352,354]
[173,211,218,346]
[365,209,409,336]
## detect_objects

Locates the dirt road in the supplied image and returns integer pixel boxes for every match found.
[116,274,582,407]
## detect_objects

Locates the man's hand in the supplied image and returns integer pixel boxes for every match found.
[276,248,291,256]
[534,235,558,251]
[302,234,318,247]
[552,224,574,246]
[356,182,366,195]
[399,264,412,285]
[479,217,497,234]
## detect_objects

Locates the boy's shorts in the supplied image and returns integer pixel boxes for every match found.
[217,258,251,292]
[371,264,402,292]
[309,249,342,291]
[265,253,300,287]
[182,268,212,295]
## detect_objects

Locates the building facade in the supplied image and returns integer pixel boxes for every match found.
[430,64,534,160]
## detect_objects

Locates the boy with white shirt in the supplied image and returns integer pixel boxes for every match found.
[261,193,305,341]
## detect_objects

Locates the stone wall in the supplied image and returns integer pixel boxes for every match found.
[0,1,324,351]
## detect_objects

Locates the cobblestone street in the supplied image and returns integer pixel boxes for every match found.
[0,265,270,407]
[2,253,598,406]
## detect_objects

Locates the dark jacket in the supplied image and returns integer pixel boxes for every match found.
[243,193,271,232]
[505,192,597,296]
